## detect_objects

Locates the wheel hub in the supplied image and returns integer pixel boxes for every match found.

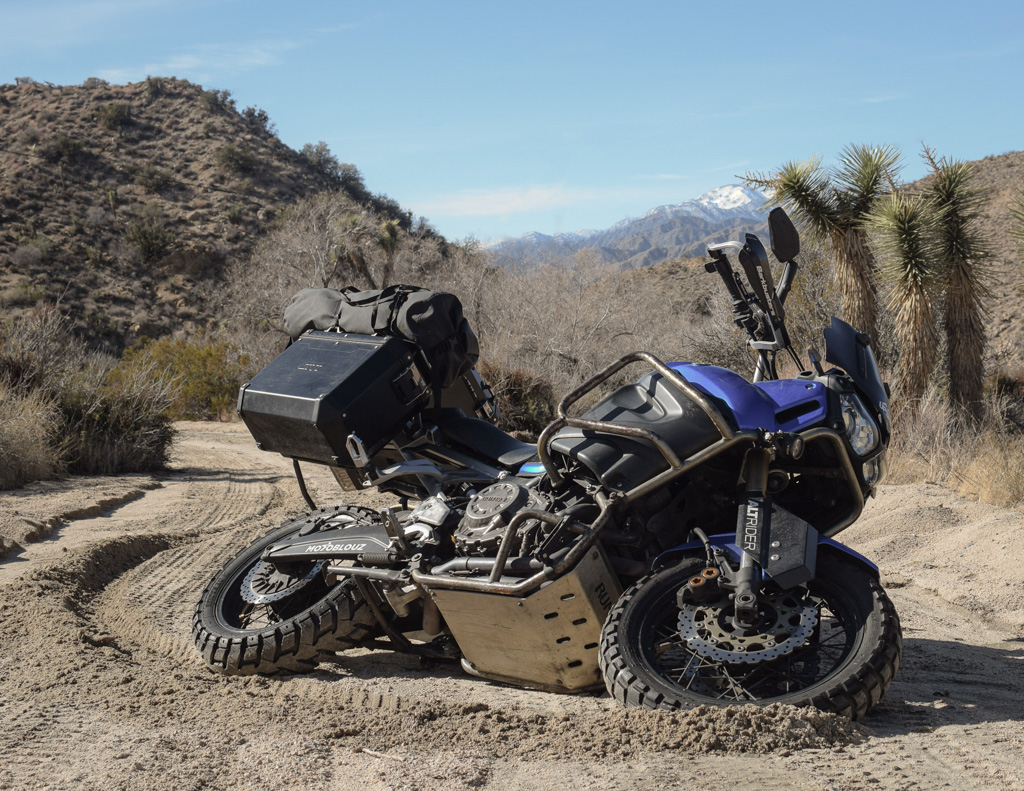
[241,560,325,604]
[677,590,818,664]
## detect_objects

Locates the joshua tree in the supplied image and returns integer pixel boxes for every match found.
[333,214,377,291]
[868,191,942,409]
[376,219,401,288]
[746,144,901,343]
[922,148,991,420]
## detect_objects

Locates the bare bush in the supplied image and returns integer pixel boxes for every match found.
[223,193,391,362]
[0,382,61,489]
[0,305,176,483]
[84,206,111,228]
[886,387,1024,507]
[10,245,44,270]
[60,352,176,475]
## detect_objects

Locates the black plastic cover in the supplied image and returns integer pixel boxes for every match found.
[238,331,427,467]
[549,371,721,491]
[264,522,392,561]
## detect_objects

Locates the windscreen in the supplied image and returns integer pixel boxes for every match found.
[823,317,888,418]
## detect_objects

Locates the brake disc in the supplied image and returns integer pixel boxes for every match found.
[241,560,325,605]
[677,590,818,665]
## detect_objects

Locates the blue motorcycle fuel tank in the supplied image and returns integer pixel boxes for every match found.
[667,363,827,433]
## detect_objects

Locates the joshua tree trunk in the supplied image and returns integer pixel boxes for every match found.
[834,228,879,340]
[945,252,986,420]
[347,249,377,291]
[891,281,938,409]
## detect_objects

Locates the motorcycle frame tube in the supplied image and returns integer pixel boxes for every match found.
[411,500,615,597]
[331,429,863,596]
[409,431,758,597]
[537,352,737,488]
[325,564,407,583]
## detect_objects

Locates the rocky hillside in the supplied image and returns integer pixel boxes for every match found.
[0,78,413,352]
[937,149,1024,370]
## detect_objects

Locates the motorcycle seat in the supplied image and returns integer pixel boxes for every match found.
[433,409,538,470]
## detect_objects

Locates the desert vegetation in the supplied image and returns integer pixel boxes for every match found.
[0,306,174,489]
[747,144,1024,505]
[2,77,1023,507]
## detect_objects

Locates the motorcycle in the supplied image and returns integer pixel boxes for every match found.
[193,207,901,720]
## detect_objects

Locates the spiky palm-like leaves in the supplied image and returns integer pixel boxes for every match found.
[923,149,991,420]
[747,145,901,343]
[1011,191,1024,256]
[869,192,942,408]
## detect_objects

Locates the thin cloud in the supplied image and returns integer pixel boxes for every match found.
[704,160,749,173]
[637,173,695,181]
[414,185,606,218]
[1,0,183,49]
[948,42,1020,60]
[859,94,903,104]
[97,39,301,83]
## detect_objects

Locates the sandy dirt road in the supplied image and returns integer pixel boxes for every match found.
[0,422,1022,791]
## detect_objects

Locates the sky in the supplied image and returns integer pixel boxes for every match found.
[2,0,1022,243]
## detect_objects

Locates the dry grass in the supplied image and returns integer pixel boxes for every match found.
[886,387,1024,508]
[0,381,62,489]
[0,305,176,488]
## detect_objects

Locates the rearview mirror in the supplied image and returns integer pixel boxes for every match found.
[768,208,800,262]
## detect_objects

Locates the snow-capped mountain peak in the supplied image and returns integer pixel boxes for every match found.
[488,184,770,268]
[643,184,767,223]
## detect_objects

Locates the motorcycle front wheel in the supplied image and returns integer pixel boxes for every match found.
[192,506,380,675]
[599,551,901,720]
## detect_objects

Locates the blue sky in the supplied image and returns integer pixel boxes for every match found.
[2,1,1021,242]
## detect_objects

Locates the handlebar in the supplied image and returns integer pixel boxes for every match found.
[704,236,802,380]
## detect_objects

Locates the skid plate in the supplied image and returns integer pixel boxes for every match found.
[430,548,622,692]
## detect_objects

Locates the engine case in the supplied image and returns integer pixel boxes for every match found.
[453,480,550,555]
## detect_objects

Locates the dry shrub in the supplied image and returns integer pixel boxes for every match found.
[476,361,556,437]
[0,381,61,489]
[0,305,176,484]
[119,333,254,420]
[957,431,1024,506]
[468,252,688,395]
[61,352,175,475]
[886,387,1024,507]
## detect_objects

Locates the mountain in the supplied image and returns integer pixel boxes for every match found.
[488,184,770,269]
[0,78,418,352]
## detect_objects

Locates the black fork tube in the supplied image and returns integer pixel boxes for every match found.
[735,446,771,625]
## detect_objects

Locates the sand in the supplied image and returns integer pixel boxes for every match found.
[0,422,1021,790]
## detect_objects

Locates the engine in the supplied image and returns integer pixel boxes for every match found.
[453,479,552,556]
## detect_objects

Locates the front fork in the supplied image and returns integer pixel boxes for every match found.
[733,446,772,626]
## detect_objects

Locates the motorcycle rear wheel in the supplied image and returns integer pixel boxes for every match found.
[192,506,380,675]
[599,551,901,720]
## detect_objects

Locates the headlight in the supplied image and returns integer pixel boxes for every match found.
[839,393,880,456]
[862,451,887,486]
